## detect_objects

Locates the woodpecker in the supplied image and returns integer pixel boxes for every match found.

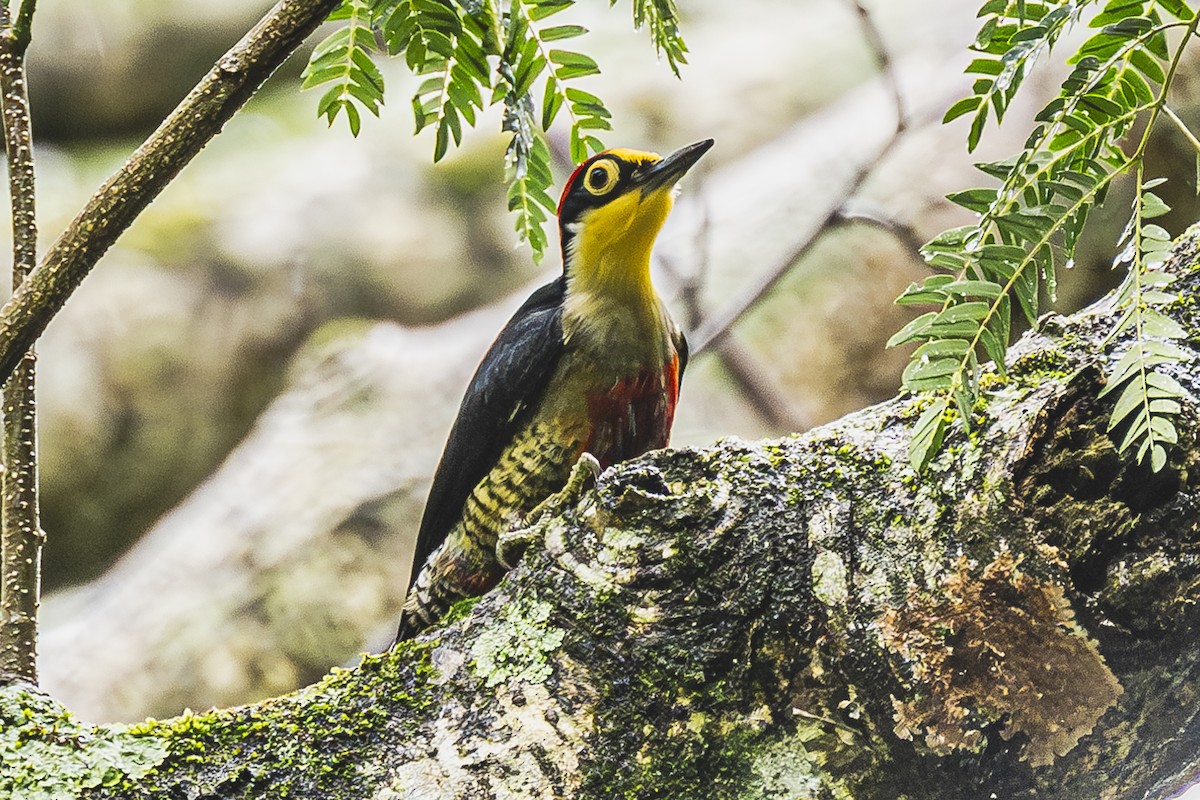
[396,139,713,640]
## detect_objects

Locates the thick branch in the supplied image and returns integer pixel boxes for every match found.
[0,9,39,685]
[0,0,339,389]
[10,228,1200,798]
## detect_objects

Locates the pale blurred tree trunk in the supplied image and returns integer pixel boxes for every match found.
[0,0,341,685]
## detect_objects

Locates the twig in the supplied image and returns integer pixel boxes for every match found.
[850,0,905,136]
[661,206,810,433]
[716,337,812,433]
[658,176,712,331]
[0,0,39,685]
[1163,105,1200,155]
[0,0,342,388]
[690,144,901,355]
[834,204,926,260]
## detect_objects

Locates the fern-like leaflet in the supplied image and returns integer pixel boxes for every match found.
[302,0,385,136]
[1099,169,1187,471]
[403,2,491,162]
[891,0,1200,471]
[624,0,688,76]
[498,0,609,252]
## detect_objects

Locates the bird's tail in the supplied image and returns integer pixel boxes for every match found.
[392,557,445,644]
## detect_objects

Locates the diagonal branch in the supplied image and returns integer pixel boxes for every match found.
[12,227,1200,799]
[689,0,908,356]
[0,0,341,389]
[850,0,905,134]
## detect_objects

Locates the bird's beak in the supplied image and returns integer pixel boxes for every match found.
[633,139,714,195]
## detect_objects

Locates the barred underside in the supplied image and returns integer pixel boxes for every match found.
[399,422,581,635]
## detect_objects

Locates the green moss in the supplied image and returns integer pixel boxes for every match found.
[0,685,169,799]
[584,683,767,800]
[801,434,896,496]
[1007,343,1072,383]
[440,595,482,627]
[545,449,771,798]
[105,639,436,798]
[897,393,938,421]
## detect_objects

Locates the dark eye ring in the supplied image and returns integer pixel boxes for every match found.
[584,160,619,196]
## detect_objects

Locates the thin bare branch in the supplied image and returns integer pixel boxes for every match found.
[660,199,809,433]
[689,139,901,355]
[715,337,812,432]
[834,204,926,259]
[1163,105,1200,156]
[0,6,39,685]
[0,0,341,389]
[658,176,713,332]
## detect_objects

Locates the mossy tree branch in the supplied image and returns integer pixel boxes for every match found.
[0,0,39,685]
[9,228,1200,797]
[0,0,340,392]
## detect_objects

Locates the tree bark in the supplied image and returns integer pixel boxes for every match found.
[8,238,1200,798]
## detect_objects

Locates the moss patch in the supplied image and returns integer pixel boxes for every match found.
[440,595,482,628]
[563,445,796,799]
[101,639,437,798]
[0,685,168,799]
[584,690,767,800]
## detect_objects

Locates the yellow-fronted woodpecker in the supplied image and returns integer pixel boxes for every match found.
[396,139,713,640]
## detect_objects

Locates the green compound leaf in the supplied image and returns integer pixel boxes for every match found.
[303,0,384,136]
[892,0,1200,473]
[624,0,688,76]
[1099,173,1187,471]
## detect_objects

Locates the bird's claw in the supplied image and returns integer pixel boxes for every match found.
[497,453,601,568]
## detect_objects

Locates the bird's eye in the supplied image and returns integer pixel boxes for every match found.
[584,160,619,196]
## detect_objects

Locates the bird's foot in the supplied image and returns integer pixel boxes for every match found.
[497,453,601,568]
[529,452,602,526]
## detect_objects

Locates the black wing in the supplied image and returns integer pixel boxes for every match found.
[407,277,567,587]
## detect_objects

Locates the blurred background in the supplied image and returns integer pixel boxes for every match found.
[16,0,1200,725]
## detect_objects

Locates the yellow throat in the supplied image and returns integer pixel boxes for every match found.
[565,163,674,304]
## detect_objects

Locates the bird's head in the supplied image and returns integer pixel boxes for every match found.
[557,139,712,299]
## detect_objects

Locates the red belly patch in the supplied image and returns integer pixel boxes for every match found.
[584,355,679,469]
